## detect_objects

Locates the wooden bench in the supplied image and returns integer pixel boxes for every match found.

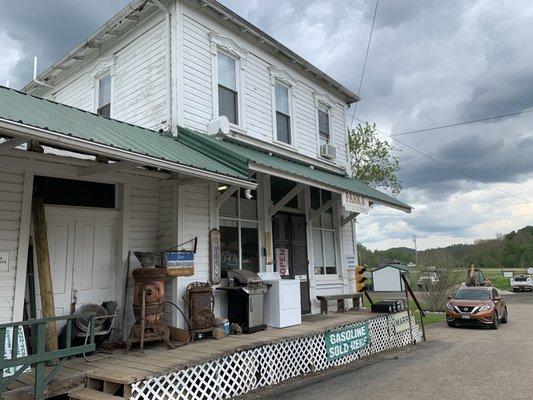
[316,293,363,315]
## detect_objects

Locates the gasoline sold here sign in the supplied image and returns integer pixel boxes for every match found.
[324,323,370,361]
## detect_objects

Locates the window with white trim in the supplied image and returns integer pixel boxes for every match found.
[219,188,259,277]
[318,104,330,145]
[217,51,238,125]
[96,73,112,118]
[275,82,291,144]
[311,187,336,275]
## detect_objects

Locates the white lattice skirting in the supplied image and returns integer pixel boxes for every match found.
[131,315,423,400]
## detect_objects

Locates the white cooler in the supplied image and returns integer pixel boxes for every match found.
[258,272,301,328]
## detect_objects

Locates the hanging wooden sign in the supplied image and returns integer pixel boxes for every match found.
[209,228,222,285]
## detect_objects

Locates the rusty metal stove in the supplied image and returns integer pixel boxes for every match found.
[125,253,170,352]
[184,282,214,340]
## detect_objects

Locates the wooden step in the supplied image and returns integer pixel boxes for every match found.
[68,388,123,400]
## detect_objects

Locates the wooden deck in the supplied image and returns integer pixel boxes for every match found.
[2,310,378,399]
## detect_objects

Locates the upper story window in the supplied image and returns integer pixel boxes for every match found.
[269,67,297,146]
[217,52,238,125]
[210,33,247,129]
[275,83,291,144]
[96,73,112,118]
[318,105,330,145]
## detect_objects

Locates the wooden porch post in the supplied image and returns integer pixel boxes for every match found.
[32,197,58,354]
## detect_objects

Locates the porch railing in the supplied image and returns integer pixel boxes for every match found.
[401,272,426,341]
[0,313,96,400]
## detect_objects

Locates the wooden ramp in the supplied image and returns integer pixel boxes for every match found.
[2,311,377,399]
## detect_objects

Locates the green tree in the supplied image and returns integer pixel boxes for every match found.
[348,122,402,195]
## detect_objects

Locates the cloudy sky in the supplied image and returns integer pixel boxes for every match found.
[1,0,532,250]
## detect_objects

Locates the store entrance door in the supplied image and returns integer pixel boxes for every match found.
[272,213,310,314]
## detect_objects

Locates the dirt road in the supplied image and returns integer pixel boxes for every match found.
[248,294,533,400]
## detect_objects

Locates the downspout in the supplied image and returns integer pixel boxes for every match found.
[151,0,173,134]
[33,57,54,89]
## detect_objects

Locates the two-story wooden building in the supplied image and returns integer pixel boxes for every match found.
[1,0,410,329]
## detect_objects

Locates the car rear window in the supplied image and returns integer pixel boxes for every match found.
[454,289,491,300]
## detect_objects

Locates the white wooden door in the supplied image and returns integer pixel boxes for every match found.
[35,207,118,319]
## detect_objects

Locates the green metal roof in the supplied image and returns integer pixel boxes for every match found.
[178,127,412,212]
[0,86,250,181]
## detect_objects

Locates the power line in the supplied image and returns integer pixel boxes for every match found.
[392,107,533,137]
[350,115,532,203]
[349,0,379,127]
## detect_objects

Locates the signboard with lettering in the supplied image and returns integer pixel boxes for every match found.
[164,251,194,277]
[346,255,357,271]
[393,311,410,333]
[275,248,289,276]
[324,323,370,361]
[341,192,370,214]
[502,271,514,278]
[3,326,30,377]
[209,228,222,285]
[0,251,9,272]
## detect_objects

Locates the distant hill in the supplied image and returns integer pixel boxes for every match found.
[358,226,533,269]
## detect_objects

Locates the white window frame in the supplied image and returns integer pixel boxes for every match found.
[311,189,338,276]
[314,92,334,155]
[269,67,297,148]
[210,33,247,132]
[92,57,115,118]
[219,188,260,275]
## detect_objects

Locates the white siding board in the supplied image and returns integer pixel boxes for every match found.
[0,169,24,323]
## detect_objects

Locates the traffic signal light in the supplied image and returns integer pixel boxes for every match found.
[356,265,367,292]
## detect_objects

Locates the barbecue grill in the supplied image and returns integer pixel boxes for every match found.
[218,270,268,333]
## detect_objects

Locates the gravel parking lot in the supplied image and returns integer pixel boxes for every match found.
[246,293,533,400]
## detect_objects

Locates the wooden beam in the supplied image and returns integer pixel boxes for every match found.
[269,183,305,217]
[310,196,340,221]
[341,212,359,226]
[175,177,207,186]
[215,185,238,209]
[0,137,27,153]
[78,161,137,177]
[32,197,58,355]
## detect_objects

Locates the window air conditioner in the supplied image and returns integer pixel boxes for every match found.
[320,144,336,160]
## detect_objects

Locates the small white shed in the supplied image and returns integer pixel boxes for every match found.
[372,264,410,292]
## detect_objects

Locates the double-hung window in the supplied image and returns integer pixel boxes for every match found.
[97,73,112,118]
[311,187,336,275]
[219,188,259,277]
[217,52,238,125]
[318,104,330,145]
[275,82,291,144]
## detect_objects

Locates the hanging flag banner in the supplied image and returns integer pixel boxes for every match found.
[341,192,370,214]
[324,323,370,361]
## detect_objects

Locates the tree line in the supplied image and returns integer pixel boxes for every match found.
[358,226,533,269]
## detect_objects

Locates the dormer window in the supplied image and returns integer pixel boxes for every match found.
[217,51,238,125]
[97,73,112,118]
[318,105,330,145]
[275,83,291,144]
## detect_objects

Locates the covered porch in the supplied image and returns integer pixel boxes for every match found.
[2,310,422,400]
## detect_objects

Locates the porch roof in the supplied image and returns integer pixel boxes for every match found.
[0,86,254,186]
[178,128,412,213]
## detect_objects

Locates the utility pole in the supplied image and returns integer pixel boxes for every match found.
[413,234,419,268]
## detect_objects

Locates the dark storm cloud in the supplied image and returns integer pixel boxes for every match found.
[0,0,131,88]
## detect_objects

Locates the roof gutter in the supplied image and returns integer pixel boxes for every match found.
[0,118,256,189]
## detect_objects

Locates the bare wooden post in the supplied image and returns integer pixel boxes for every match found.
[32,197,58,355]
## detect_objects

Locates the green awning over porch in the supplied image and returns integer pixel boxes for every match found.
[178,127,412,213]
[0,86,252,183]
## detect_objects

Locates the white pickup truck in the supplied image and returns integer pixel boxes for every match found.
[510,275,533,292]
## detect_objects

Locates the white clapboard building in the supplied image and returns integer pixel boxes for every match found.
[0,0,411,329]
